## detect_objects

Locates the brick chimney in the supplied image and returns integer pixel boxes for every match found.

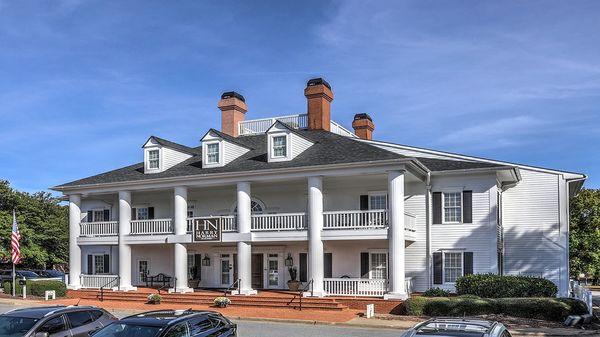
[218,91,247,137]
[304,78,333,131]
[352,113,375,140]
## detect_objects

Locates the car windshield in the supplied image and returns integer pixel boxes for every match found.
[416,322,488,337]
[18,271,39,278]
[0,316,38,337]
[92,323,163,337]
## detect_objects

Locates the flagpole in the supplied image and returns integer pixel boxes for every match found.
[12,262,15,297]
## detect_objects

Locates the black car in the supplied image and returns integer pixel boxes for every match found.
[0,305,117,337]
[32,270,65,281]
[0,270,40,283]
[91,310,236,337]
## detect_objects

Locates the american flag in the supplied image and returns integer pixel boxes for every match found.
[11,210,21,265]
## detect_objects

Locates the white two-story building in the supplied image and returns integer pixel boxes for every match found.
[53,78,586,299]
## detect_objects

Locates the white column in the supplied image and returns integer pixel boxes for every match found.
[118,191,136,291]
[171,186,193,293]
[384,170,407,300]
[68,194,82,289]
[306,176,326,297]
[235,182,256,295]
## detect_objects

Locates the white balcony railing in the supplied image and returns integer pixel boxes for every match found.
[251,212,307,231]
[80,274,119,289]
[329,120,357,138]
[80,221,118,237]
[186,216,237,233]
[324,278,388,297]
[130,219,173,235]
[239,114,308,135]
[323,209,387,229]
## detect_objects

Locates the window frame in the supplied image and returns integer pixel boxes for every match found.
[205,142,220,164]
[368,250,388,279]
[37,315,67,335]
[136,207,149,220]
[91,254,108,275]
[268,132,291,162]
[442,191,463,224]
[368,192,388,210]
[88,208,109,222]
[442,251,463,284]
[272,135,287,158]
[147,149,160,170]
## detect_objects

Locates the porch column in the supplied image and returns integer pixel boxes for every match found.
[118,191,136,291]
[68,194,82,289]
[235,182,257,295]
[172,186,193,293]
[384,170,408,300]
[306,176,326,297]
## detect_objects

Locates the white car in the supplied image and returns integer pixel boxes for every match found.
[401,318,512,337]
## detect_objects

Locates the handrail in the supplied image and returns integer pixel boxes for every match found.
[158,277,176,295]
[223,278,241,297]
[287,279,313,311]
[98,276,119,302]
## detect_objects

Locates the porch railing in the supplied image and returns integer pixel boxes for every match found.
[323,210,417,233]
[324,278,388,297]
[80,274,119,289]
[251,212,307,231]
[130,219,173,235]
[80,221,118,236]
[186,216,237,233]
[239,114,308,135]
[570,280,593,314]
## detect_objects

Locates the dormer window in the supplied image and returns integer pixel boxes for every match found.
[206,143,220,164]
[148,150,160,169]
[272,136,287,157]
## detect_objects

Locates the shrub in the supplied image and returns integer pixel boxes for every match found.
[147,293,162,304]
[403,296,587,321]
[455,274,557,298]
[422,287,450,297]
[214,297,231,307]
[3,280,66,297]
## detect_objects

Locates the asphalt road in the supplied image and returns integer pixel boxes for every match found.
[0,304,404,337]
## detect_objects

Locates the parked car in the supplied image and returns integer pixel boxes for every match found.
[0,305,117,337]
[92,310,236,337]
[401,318,512,337]
[33,270,65,281]
[0,270,41,283]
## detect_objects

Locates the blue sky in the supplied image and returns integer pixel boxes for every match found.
[1,0,599,193]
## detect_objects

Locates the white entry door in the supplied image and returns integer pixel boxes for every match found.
[220,254,232,286]
[267,253,279,289]
[137,260,150,285]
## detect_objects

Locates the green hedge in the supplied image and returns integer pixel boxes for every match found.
[404,296,588,321]
[422,287,451,297]
[3,280,67,297]
[455,274,558,298]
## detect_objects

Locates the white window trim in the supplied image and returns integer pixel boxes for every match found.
[134,206,150,220]
[367,249,388,280]
[88,208,109,222]
[442,190,463,224]
[203,140,223,167]
[367,191,388,210]
[441,250,464,284]
[91,254,108,275]
[268,132,292,162]
[144,146,163,172]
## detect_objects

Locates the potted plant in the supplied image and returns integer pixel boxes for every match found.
[287,266,301,291]
[189,266,200,289]
[147,293,162,304]
[213,297,231,308]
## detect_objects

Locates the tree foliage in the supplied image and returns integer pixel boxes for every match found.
[569,188,600,281]
[0,180,68,268]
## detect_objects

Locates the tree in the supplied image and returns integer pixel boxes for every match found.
[0,180,68,268]
[569,188,600,283]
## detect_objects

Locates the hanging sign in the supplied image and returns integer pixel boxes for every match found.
[193,217,222,242]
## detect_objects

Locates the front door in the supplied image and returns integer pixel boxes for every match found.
[267,253,279,289]
[137,260,150,285]
[251,254,263,289]
[220,254,232,286]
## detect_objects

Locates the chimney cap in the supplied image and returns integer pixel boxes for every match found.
[306,78,331,90]
[353,113,373,122]
[221,91,245,102]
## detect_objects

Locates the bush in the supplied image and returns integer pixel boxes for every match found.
[147,293,162,304]
[455,274,557,298]
[3,280,66,297]
[403,296,587,321]
[422,287,450,297]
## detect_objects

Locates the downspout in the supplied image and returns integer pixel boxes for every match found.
[425,172,432,289]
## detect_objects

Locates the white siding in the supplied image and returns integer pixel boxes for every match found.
[290,133,312,158]
[162,147,192,171]
[222,140,250,165]
[404,182,428,291]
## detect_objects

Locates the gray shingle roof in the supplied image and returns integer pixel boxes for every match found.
[145,136,201,155]
[56,130,506,189]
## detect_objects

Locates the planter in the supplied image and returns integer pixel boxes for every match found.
[216,302,228,308]
[148,300,161,305]
[147,293,162,305]
[189,279,200,289]
[213,296,231,308]
[287,280,301,291]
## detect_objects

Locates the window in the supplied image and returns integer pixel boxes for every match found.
[370,252,387,279]
[443,192,462,223]
[233,199,265,214]
[89,310,104,321]
[272,135,287,157]
[187,204,195,218]
[188,317,213,336]
[137,207,149,220]
[369,194,387,210]
[443,252,463,283]
[92,210,107,222]
[38,316,67,335]
[207,143,219,164]
[66,311,93,328]
[94,255,106,274]
[165,323,190,337]
[148,150,160,169]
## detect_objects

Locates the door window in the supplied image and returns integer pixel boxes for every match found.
[268,254,279,287]
[221,255,230,285]
[370,253,387,279]
[38,316,67,335]
[66,311,93,328]
[138,260,149,284]
[165,322,189,337]
[188,317,214,336]
[93,255,106,274]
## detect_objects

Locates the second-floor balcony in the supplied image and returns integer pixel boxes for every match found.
[79,209,417,238]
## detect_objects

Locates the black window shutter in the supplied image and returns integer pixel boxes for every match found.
[87,255,93,275]
[360,252,370,278]
[148,207,155,219]
[299,253,307,282]
[103,254,110,274]
[433,252,443,285]
[324,253,332,278]
[194,254,202,280]
[432,192,442,224]
[463,191,472,223]
[359,195,369,210]
[87,211,93,222]
[131,208,137,221]
[103,209,110,222]
[463,252,473,275]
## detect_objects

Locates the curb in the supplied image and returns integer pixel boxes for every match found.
[228,316,406,330]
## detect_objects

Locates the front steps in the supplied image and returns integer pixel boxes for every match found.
[68,289,348,311]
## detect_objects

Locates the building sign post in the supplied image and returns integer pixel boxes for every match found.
[193,217,222,242]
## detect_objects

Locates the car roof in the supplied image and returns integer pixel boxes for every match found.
[120,310,218,327]
[2,306,101,319]
[416,317,497,333]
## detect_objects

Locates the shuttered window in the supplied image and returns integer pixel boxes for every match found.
[443,252,462,283]
[433,251,473,284]
[443,192,462,223]
[434,190,472,224]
